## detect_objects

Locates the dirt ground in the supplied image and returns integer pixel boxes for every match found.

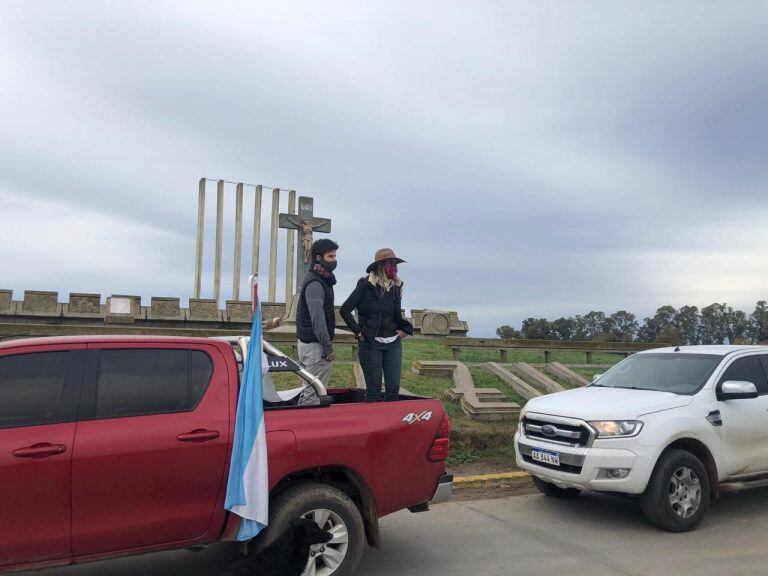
[448,462,536,501]
[449,462,519,477]
[453,481,537,501]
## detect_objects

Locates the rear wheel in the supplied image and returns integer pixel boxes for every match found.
[532,475,581,498]
[255,483,366,576]
[640,449,710,532]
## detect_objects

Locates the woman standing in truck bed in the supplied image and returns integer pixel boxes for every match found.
[340,248,414,402]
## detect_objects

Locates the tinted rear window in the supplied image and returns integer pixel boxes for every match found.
[95,349,212,418]
[0,351,69,428]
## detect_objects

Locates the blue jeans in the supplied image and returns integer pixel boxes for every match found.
[358,338,403,402]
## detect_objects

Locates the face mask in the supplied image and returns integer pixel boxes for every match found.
[384,264,398,279]
[320,260,337,273]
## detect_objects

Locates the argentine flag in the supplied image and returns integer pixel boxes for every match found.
[225,275,269,540]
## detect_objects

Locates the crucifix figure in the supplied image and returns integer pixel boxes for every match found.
[278,196,332,291]
[285,215,331,264]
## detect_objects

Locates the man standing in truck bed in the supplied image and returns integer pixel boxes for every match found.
[296,238,339,386]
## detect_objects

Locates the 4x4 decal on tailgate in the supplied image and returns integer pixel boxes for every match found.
[402,411,433,425]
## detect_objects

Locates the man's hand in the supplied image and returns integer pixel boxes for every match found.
[355,333,365,341]
[323,350,336,362]
[396,330,409,340]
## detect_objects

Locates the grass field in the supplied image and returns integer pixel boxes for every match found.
[271,337,623,469]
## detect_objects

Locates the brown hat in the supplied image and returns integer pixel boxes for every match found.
[366,248,406,273]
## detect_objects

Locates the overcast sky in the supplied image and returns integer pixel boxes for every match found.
[1,1,767,336]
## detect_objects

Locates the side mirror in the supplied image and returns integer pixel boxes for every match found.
[592,373,604,383]
[717,380,758,401]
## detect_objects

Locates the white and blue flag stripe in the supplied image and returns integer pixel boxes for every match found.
[225,276,269,540]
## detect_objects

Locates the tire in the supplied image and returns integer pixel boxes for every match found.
[254,482,366,576]
[532,475,581,498]
[640,448,710,532]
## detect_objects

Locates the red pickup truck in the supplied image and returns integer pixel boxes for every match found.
[0,335,452,575]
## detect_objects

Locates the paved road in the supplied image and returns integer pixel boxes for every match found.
[19,489,768,575]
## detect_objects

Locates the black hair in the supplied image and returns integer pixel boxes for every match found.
[311,238,339,261]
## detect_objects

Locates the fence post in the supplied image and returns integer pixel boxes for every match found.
[544,350,551,364]
[586,351,593,364]
[500,349,508,363]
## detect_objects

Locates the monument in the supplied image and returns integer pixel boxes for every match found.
[189,177,469,335]
[192,180,332,313]
[191,179,337,330]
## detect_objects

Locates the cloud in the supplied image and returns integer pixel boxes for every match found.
[0,191,188,298]
[0,1,766,336]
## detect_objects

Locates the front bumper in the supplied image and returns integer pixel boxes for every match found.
[430,473,454,504]
[514,431,656,495]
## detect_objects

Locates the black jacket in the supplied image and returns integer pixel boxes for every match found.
[340,276,414,344]
[296,270,336,350]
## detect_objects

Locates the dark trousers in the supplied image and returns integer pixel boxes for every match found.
[358,338,403,402]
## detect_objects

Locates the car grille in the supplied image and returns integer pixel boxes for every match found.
[522,417,591,447]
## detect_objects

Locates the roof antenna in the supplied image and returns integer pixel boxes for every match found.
[674,345,681,352]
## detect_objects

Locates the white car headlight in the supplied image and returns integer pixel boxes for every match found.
[589,420,643,438]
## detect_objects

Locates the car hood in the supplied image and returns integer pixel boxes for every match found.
[524,386,693,421]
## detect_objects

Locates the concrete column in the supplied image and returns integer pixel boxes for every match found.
[251,185,263,275]
[268,188,280,302]
[194,178,206,299]
[285,190,296,304]
[214,180,225,303]
[233,183,244,301]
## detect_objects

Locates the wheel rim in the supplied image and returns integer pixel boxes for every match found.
[667,466,702,519]
[302,508,349,576]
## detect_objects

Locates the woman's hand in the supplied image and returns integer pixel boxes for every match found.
[396,330,408,340]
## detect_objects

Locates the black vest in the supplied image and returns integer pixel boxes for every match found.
[296,271,336,343]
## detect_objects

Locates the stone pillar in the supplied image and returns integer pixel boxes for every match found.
[0,290,12,314]
[251,185,263,276]
[66,293,101,317]
[21,291,59,316]
[105,295,141,323]
[268,188,280,302]
[226,300,253,323]
[233,183,244,301]
[150,297,182,320]
[194,178,206,299]
[213,180,225,303]
[285,190,296,304]
[189,298,220,321]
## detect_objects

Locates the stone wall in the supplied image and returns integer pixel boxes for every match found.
[0,289,470,336]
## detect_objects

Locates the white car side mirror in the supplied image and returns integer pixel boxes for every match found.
[717,380,758,401]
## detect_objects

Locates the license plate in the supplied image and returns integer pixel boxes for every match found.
[531,448,560,466]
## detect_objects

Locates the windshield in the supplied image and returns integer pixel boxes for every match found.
[592,353,723,395]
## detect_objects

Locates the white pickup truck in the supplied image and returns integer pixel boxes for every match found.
[514,345,768,531]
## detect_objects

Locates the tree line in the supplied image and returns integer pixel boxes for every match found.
[496,301,768,345]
